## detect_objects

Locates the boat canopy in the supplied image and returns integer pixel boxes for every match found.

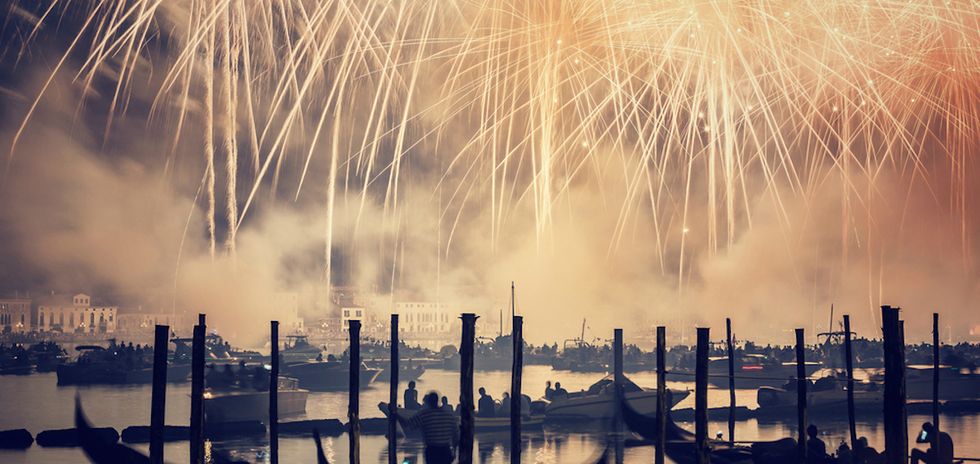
[75,345,106,351]
[586,375,643,395]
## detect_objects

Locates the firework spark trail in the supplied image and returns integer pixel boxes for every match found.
[6,0,979,290]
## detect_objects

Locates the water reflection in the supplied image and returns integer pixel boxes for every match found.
[0,366,977,463]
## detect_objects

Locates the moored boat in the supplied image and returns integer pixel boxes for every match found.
[707,354,821,389]
[284,360,381,391]
[544,375,689,420]
[378,403,544,432]
[869,365,980,401]
[56,345,190,385]
[281,335,322,363]
[370,361,425,383]
[756,374,883,415]
[204,376,308,423]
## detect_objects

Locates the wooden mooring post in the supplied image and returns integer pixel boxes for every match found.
[388,314,399,464]
[459,313,478,464]
[613,328,625,463]
[695,327,709,464]
[881,305,908,464]
[149,324,169,464]
[932,312,941,459]
[189,314,206,464]
[270,321,279,464]
[349,319,362,464]
[726,318,736,444]
[843,315,857,449]
[655,326,666,464]
[510,315,523,464]
[613,328,624,423]
[795,328,807,464]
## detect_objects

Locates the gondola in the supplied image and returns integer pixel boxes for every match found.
[617,392,781,464]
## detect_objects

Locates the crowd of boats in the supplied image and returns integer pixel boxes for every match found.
[3,331,979,430]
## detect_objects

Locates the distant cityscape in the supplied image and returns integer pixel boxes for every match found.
[0,288,519,350]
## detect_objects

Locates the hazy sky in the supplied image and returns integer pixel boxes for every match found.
[0,1,977,346]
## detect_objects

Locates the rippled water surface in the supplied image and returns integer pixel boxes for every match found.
[1,366,977,463]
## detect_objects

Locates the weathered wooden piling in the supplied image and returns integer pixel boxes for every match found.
[459,313,478,464]
[510,315,523,464]
[932,312,941,458]
[655,326,666,464]
[795,328,807,464]
[695,327,709,464]
[613,328,624,429]
[270,321,279,464]
[388,314,399,464]
[149,324,169,464]
[189,314,206,464]
[843,315,857,449]
[349,319,362,464]
[881,305,908,464]
[726,318,736,444]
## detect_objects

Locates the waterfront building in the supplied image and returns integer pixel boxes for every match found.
[116,307,195,337]
[0,297,32,333]
[393,301,458,349]
[35,293,117,334]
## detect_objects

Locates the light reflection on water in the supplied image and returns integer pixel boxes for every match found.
[0,366,977,463]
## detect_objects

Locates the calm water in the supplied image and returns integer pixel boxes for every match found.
[1,366,977,463]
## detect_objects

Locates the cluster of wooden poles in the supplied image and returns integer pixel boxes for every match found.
[141,305,943,464]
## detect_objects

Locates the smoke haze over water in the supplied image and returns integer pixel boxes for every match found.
[0,1,977,346]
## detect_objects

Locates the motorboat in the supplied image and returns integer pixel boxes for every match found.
[869,365,980,400]
[281,335,323,363]
[544,375,689,420]
[370,361,426,383]
[29,342,68,372]
[378,403,544,433]
[283,360,381,391]
[204,376,308,423]
[756,374,883,415]
[707,354,821,389]
[0,344,33,375]
[57,345,191,385]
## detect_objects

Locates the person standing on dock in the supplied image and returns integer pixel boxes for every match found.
[405,381,421,410]
[403,392,458,464]
[911,422,954,464]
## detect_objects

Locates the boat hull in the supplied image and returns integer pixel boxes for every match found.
[56,363,191,385]
[381,404,543,432]
[373,364,425,383]
[756,386,883,416]
[284,361,381,391]
[545,389,689,420]
[205,389,308,423]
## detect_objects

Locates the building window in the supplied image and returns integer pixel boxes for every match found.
[343,309,350,317]
[39,313,45,327]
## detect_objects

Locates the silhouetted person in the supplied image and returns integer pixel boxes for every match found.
[478,387,495,417]
[806,425,828,463]
[553,382,569,400]
[498,392,511,417]
[835,440,853,464]
[911,422,954,464]
[544,380,555,400]
[853,437,880,464]
[400,392,457,464]
[405,381,421,410]
[441,396,453,412]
